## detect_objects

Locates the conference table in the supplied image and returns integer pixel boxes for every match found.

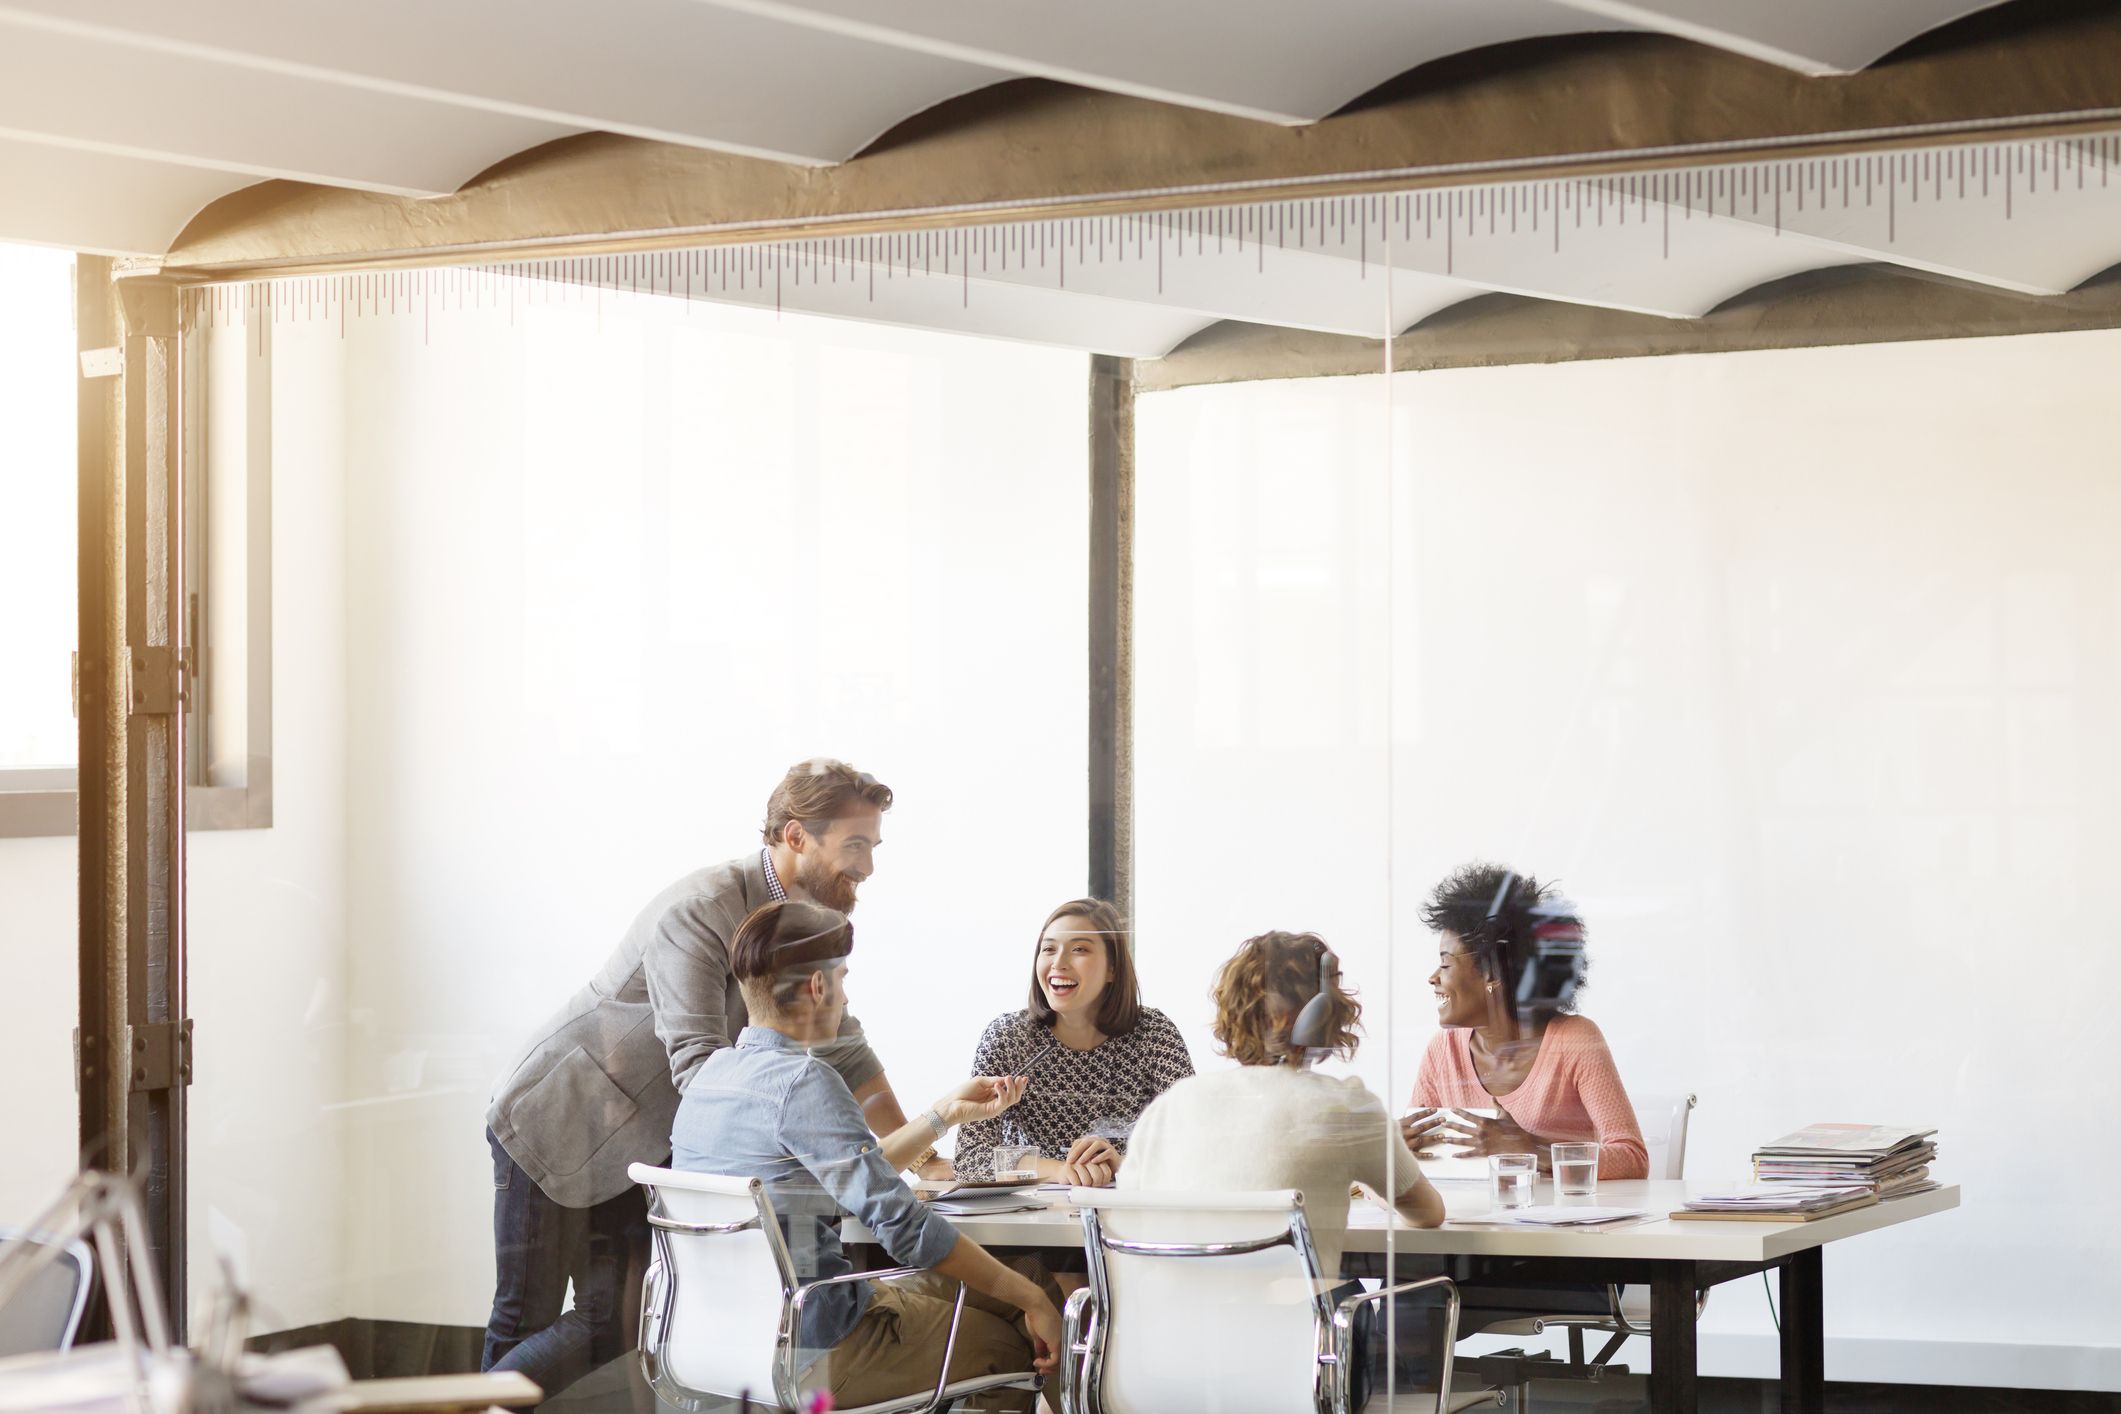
[848,1179,1961,1414]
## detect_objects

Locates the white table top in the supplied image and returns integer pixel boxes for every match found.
[852,1181,1960,1265]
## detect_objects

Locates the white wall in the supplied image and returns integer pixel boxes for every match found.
[253,287,1091,1326]
[1133,330,2121,1392]
[0,244,84,1232]
[0,836,79,1225]
[182,310,353,1330]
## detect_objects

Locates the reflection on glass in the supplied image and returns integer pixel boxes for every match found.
[130,122,2121,1412]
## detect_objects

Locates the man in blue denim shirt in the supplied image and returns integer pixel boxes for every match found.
[674,899,1061,1410]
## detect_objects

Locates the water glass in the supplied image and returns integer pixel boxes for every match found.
[1489,1153,1538,1210]
[991,1144,1040,1183]
[1552,1142,1601,1197]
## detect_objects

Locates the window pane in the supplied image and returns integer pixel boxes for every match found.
[0,243,76,770]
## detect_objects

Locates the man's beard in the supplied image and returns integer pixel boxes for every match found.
[793,853,860,913]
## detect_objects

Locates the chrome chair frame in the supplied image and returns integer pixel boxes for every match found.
[1059,1194,1499,1414]
[0,1225,95,1354]
[1545,1092,1706,1364]
[1479,1094,1704,1409]
[636,1173,1037,1414]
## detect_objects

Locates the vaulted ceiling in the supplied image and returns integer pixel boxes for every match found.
[11,0,2121,358]
[0,0,2022,255]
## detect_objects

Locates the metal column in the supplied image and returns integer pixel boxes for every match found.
[76,263,193,1337]
[1087,354,1134,918]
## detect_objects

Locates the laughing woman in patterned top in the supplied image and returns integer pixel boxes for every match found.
[946,898,1193,1188]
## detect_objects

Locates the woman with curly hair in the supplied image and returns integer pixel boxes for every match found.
[1122,930,1444,1275]
[1402,863,1646,1180]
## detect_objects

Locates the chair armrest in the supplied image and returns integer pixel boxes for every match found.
[1059,1286,1096,1414]
[1329,1276,1462,1414]
[783,1268,968,1414]
[1479,1286,1635,1338]
[636,1258,669,1383]
[794,1265,928,1292]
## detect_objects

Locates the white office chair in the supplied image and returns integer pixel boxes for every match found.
[1481,1094,1703,1406]
[1060,1188,1502,1414]
[629,1162,1042,1414]
[0,1228,95,1358]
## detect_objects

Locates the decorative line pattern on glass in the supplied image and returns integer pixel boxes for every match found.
[186,133,2121,341]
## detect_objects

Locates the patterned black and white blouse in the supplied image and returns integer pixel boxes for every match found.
[952,1008,1194,1177]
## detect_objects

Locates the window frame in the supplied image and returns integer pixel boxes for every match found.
[0,294,273,837]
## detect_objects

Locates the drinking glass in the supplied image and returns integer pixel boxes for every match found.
[1552,1142,1601,1197]
[1489,1153,1538,1210]
[991,1144,1039,1183]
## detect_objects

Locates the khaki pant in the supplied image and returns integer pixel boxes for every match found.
[811,1258,1058,1413]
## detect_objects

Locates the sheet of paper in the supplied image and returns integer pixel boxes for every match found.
[1458,1205,1649,1227]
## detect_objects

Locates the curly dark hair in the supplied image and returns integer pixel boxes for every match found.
[1420,863,1586,1014]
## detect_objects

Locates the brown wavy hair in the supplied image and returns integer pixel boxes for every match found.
[1026,898,1143,1037]
[1211,930,1362,1066]
[760,757,894,847]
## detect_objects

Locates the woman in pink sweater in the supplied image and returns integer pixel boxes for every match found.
[1403,864,1647,1180]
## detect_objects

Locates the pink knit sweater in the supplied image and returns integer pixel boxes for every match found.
[1408,1014,1648,1180]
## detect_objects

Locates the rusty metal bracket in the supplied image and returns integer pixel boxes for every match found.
[125,1020,193,1093]
[128,645,190,718]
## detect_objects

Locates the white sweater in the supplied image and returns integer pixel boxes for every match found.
[1120,1064,1424,1279]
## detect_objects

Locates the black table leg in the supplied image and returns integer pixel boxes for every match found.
[1779,1248,1825,1414]
[1650,1260,1699,1413]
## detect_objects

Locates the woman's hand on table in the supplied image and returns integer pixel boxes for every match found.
[1421,1107,1540,1160]
[1400,1107,1451,1153]
[916,1154,955,1182]
[939,1075,1028,1129]
[1064,1135,1122,1175]
[1038,1152,1115,1188]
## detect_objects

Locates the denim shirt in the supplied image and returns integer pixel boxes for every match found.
[671,1026,958,1355]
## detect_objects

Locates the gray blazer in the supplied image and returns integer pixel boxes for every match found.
[487,852,884,1208]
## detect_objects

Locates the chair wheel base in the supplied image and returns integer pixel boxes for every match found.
[1467,1348,1630,1388]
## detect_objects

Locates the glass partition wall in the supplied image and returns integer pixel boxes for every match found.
[158,126,2121,1408]
[0,244,82,1227]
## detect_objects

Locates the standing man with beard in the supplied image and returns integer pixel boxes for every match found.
[481,758,909,1399]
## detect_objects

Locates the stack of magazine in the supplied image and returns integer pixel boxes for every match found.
[1676,1182,1877,1221]
[1751,1123,1940,1200]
